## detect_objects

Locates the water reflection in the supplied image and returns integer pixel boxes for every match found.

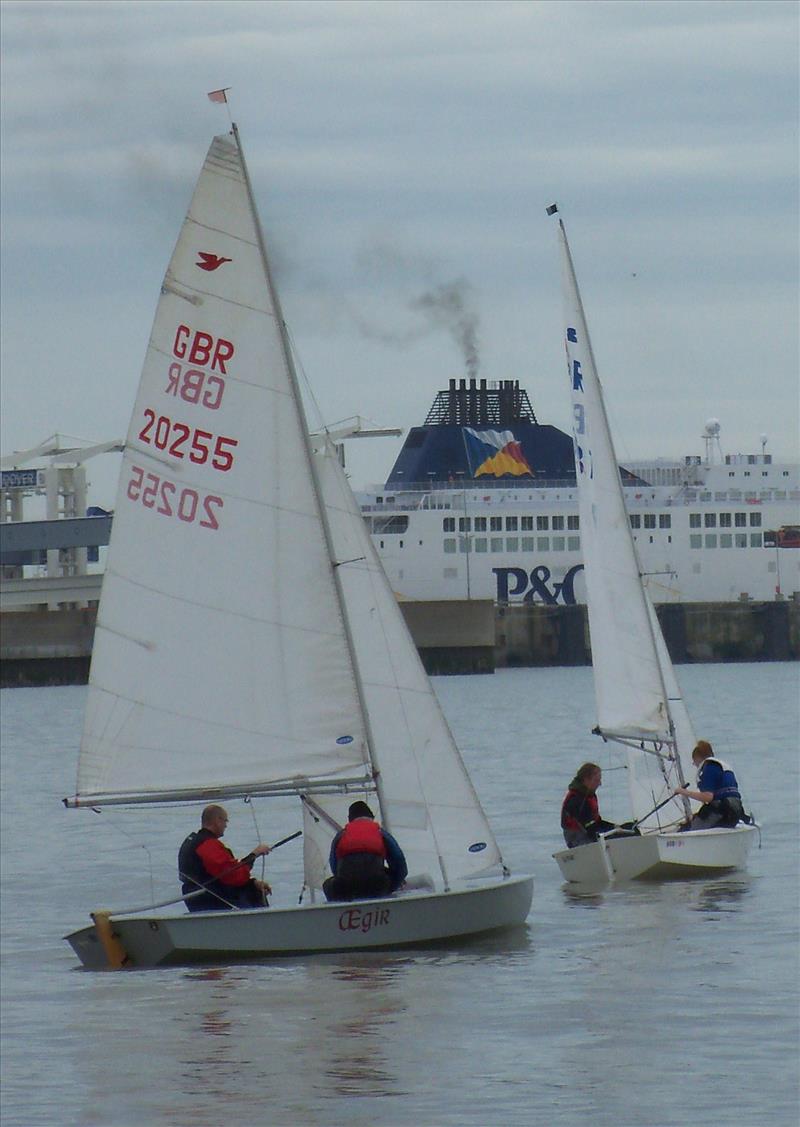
[688,876,752,915]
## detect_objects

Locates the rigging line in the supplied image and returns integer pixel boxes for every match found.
[284,320,328,437]
[92,807,157,904]
[244,795,266,882]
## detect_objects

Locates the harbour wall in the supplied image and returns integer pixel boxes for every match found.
[1,600,797,686]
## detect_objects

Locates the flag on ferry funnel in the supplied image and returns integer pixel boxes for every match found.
[464,428,534,478]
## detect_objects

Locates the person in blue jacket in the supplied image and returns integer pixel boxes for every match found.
[323,801,408,902]
[674,740,747,830]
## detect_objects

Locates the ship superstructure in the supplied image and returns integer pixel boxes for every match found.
[357,379,800,605]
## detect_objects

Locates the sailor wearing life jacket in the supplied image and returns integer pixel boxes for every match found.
[178,804,272,912]
[673,740,746,830]
[323,800,408,902]
[560,763,625,848]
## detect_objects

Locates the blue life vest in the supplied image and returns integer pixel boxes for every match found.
[698,757,741,802]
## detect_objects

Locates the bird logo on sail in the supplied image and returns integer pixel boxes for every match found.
[196,252,233,272]
[464,428,533,478]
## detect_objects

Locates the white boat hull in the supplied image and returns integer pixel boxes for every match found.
[65,874,534,969]
[553,825,757,885]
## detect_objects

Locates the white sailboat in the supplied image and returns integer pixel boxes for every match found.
[63,127,532,969]
[549,206,758,884]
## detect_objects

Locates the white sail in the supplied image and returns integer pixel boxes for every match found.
[556,215,692,824]
[315,440,503,885]
[73,134,371,804]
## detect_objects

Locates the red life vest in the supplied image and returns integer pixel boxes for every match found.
[336,818,387,859]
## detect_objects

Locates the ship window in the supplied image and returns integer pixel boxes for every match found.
[537,537,550,551]
[704,513,716,528]
[689,513,701,528]
[720,534,733,548]
[705,534,717,548]
[376,497,383,504]
[552,516,565,531]
[735,512,747,527]
[490,517,502,532]
[459,538,470,553]
[443,567,458,579]
[630,514,641,529]
[537,516,549,530]
[728,472,735,478]
[444,539,457,553]
[521,536,535,551]
[552,536,565,551]
[373,516,409,534]
[506,537,519,552]
[474,538,487,553]
[783,471,789,476]
[700,492,712,501]
[474,517,487,531]
[762,471,769,477]
[399,540,404,548]
[490,537,503,552]
[568,536,580,551]
[749,512,762,527]
[767,561,777,573]
[719,513,732,527]
[735,533,748,547]
[443,517,455,532]
[644,514,656,529]
[521,516,534,531]
[506,516,518,531]
[744,471,750,477]
[459,517,471,532]
[380,541,385,549]
[690,535,702,549]
[567,515,580,530]
[750,533,762,547]
[659,514,671,529]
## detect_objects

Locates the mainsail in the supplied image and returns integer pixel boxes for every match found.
[556,213,692,825]
[69,128,503,889]
[73,133,371,805]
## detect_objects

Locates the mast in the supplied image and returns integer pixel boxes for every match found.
[231,125,391,825]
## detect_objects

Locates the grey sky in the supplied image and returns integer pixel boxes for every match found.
[1,0,797,506]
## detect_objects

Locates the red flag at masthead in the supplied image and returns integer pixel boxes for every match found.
[207,88,230,104]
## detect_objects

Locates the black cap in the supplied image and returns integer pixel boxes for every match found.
[348,800,374,821]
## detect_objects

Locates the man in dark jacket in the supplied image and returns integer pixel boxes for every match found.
[323,801,408,902]
[178,804,271,912]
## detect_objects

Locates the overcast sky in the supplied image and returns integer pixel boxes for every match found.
[1,0,798,506]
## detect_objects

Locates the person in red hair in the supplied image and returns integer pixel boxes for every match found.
[674,740,747,830]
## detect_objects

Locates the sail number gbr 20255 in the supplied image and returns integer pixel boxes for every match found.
[138,408,238,471]
[126,465,222,531]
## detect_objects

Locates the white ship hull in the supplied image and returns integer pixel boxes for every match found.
[359,457,799,605]
[64,874,534,969]
[553,825,757,885]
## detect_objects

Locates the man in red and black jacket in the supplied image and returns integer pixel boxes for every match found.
[323,801,408,902]
[178,805,271,912]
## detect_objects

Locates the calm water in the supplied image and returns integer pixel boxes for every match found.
[1,664,798,1127]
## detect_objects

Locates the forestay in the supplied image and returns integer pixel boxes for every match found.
[70,134,371,805]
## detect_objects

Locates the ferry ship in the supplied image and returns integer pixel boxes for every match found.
[356,378,800,606]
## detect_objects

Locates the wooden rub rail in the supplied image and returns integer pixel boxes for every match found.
[0,600,797,685]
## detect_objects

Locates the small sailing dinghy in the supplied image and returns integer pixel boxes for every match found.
[548,206,758,885]
[62,126,532,968]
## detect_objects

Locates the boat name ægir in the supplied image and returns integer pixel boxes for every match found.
[338,907,391,934]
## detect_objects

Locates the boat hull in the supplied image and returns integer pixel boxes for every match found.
[553,825,757,885]
[65,874,534,969]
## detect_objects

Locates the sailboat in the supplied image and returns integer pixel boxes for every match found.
[63,128,533,969]
[548,206,758,884]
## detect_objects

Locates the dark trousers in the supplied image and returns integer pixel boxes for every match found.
[323,852,392,902]
[185,881,267,912]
